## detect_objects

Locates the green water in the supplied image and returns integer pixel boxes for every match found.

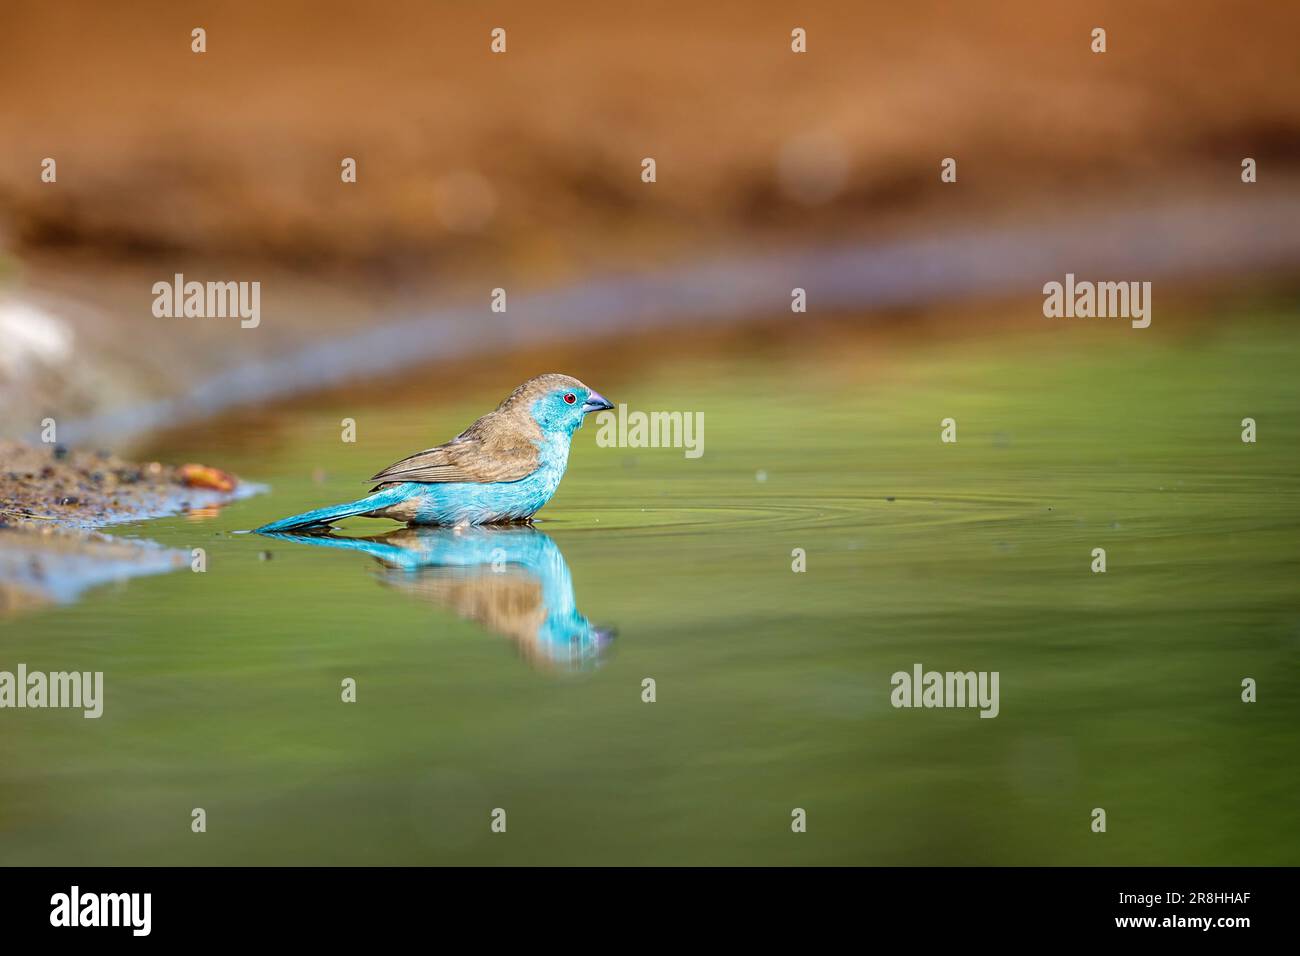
[2,316,1298,865]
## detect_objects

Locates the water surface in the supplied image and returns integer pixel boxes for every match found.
[2,315,1297,865]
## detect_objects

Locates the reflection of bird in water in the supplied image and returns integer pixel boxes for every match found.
[260,526,615,671]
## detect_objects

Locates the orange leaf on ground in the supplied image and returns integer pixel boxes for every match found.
[178,464,237,492]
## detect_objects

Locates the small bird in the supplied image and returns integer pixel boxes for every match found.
[255,374,613,532]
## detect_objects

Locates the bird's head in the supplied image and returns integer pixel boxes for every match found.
[503,373,614,435]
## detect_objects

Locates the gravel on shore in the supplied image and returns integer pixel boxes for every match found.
[0,440,240,530]
[0,441,247,615]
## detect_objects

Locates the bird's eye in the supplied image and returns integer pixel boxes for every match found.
[563,392,577,405]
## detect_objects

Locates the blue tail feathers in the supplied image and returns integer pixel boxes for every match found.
[254,488,406,533]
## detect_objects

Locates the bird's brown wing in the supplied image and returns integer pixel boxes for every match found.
[368,414,541,488]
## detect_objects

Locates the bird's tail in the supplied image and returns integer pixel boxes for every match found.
[254,488,406,534]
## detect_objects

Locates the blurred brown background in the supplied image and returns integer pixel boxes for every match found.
[1,0,1297,440]
[3,0,1297,272]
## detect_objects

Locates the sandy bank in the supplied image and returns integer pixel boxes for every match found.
[0,441,251,615]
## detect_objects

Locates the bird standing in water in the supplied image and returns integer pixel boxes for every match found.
[255,374,614,533]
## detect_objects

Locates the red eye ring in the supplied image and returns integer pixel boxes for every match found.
[563,392,577,405]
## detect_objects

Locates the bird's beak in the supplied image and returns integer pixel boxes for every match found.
[582,391,615,414]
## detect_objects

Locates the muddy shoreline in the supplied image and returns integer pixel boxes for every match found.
[0,441,251,615]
